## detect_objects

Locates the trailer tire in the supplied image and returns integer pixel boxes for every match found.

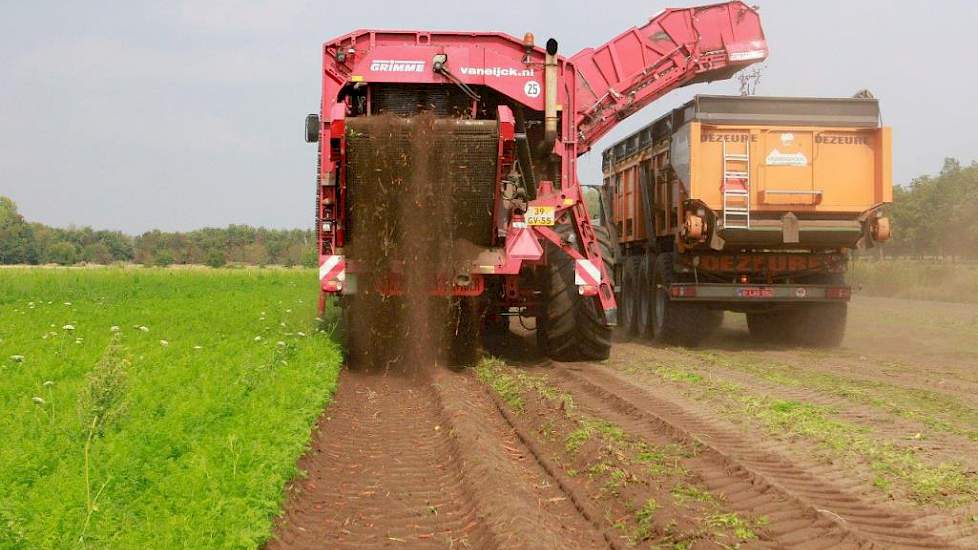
[651,252,720,347]
[635,255,654,338]
[746,311,785,343]
[791,303,848,347]
[619,256,639,337]
[538,224,614,362]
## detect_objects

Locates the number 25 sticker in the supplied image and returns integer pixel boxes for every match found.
[524,81,541,98]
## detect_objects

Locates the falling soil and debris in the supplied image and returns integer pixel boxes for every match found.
[342,113,494,370]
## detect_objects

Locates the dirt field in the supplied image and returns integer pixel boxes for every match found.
[270,295,978,548]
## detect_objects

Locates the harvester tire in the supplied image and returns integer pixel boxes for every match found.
[447,297,480,367]
[538,224,614,362]
[652,252,721,347]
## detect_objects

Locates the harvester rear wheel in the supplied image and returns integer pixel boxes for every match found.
[538,223,614,362]
[652,252,721,347]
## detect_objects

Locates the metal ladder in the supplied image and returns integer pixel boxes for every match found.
[722,139,751,229]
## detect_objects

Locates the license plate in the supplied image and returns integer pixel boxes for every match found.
[526,206,555,226]
[736,287,774,298]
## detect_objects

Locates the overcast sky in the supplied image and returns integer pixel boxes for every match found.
[2,1,976,233]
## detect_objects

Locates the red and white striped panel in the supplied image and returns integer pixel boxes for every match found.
[574,259,601,287]
[319,255,345,288]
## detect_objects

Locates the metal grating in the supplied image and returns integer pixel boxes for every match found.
[346,117,499,247]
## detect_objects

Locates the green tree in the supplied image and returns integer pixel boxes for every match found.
[206,250,226,268]
[0,197,39,264]
[45,241,79,265]
[154,250,175,267]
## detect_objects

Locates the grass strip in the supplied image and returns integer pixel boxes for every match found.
[635,363,978,507]
[686,349,978,442]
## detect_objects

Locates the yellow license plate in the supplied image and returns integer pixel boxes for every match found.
[526,206,555,226]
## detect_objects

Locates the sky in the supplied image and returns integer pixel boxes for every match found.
[1,0,976,233]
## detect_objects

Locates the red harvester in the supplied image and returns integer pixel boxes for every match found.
[306,2,767,361]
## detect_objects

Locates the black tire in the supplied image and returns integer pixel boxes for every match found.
[746,311,786,343]
[619,256,639,337]
[635,255,653,338]
[791,303,848,347]
[748,303,847,347]
[651,252,721,347]
[538,223,614,362]
[447,297,480,367]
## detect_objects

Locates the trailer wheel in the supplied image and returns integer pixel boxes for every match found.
[538,224,614,362]
[651,252,721,347]
[791,303,848,347]
[746,311,785,343]
[619,256,639,336]
[635,255,653,338]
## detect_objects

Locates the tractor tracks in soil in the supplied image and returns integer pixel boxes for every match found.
[543,361,968,548]
[268,344,975,548]
[267,365,603,549]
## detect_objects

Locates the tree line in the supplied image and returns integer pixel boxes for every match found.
[0,197,317,267]
[2,158,976,266]
[885,158,978,259]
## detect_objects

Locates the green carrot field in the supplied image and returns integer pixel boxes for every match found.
[0,268,342,548]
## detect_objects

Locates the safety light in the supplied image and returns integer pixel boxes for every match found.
[578,285,598,297]
[826,287,851,300]
[670,286,697,298]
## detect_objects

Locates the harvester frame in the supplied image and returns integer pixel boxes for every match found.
[306,2,768,361]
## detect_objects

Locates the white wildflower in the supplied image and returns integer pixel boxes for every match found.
[254,336,263,342]
[193,345,202,350]
[62,324,75,331]
[75,338,83,345]
[297,332,306,337]
[286,308,292,313]
[32,396,45,405]
[160,340,169,346]
[43,380,54,387]
[276,341,286,347]
[138,326,149,332]
[10,355,24,363]
[63,302,72,306]
[280,322,286,328]
[110,326,121,333]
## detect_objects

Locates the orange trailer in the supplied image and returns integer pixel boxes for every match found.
[601,95,892,346]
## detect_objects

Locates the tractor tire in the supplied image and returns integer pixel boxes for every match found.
[538,223,614,362]
[651,252,721,347]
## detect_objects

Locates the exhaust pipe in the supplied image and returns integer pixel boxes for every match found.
[539,38,559,156]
